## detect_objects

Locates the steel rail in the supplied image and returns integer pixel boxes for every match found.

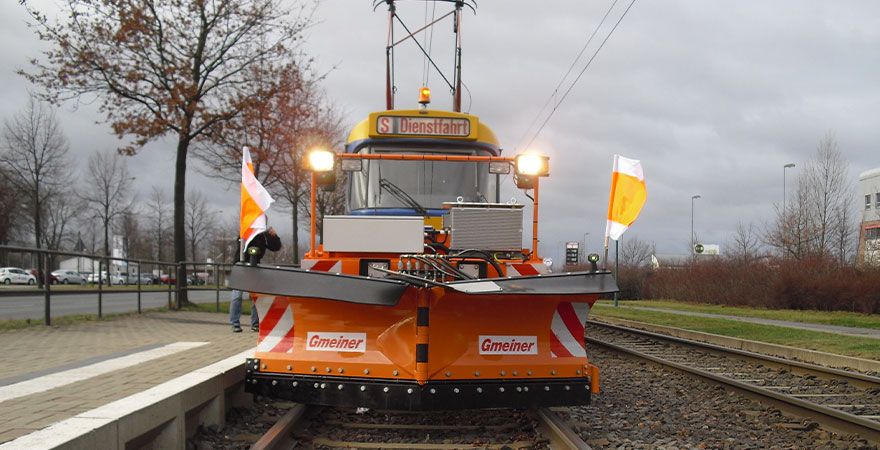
[251,403,590,449]
[588,320,880,388]
[535,407,592,450]
[250,404,311,450]
[587,321,880,443]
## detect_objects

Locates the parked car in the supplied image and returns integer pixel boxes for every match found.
[51,270,87,285]
[0,267,37,285]
[86,271,125,285]
[187,274,206,286]
[29,269,59,285]
[159,273,177,285]
[124,273,154,285]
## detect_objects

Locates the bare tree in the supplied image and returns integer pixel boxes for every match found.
[80,150,134,283]
[730,221,761,262]
[0,167,23,245]
[0,95,70,250]
[146,187,171,262]
[619,235,656,268]
[804,133,850,257]
[22,0,317,303]
[768,133,853,262]
[185,190,218,262]
[41,192,82,251]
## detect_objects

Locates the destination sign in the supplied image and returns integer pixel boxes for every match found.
[376,115,471,137]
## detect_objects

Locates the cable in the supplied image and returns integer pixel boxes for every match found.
[523,0,638,151]
[515,0,620,151]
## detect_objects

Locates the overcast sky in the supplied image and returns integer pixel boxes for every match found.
[2,1,878,262]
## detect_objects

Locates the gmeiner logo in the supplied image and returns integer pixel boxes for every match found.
[306,332,366,352]
[479,335,538,355]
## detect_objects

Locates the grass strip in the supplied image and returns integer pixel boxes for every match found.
[592,303,880,361]
[596,299,880,330]
[0,307,170,331]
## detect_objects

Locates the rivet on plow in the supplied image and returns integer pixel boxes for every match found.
[286,365,292,371]
[407,388,413,394]
[474,371,480,377]
[338,384,344,390]
[565,385,570,391]
[516,387,522,392]
[311,366,316,372]
[314,383,319,388]
[430,388,436,394]
[453,388,460,394]
[326,367,331,373]
[292,382,298,387]
[512,371,518,376]
[320,383,327,389]
[499,387,505,393]
[393,370,399,376]
[476,387,483,393]
[360,386,366,391]
[364,369,370,375]
[523,387,529,392]
[527,370,533,376]
[544,386,550,391]
[445,371,451,377]
[500,370,506,376]
[261,364,267,369]
[576,369,581,375]
[383,387,390,393]
[338,368,344,373]
[550,370,557,375]
[271,380,277,386]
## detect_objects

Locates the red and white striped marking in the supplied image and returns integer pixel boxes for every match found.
[550,302,590,358]
[301,259,342,274]
[254,296,295,353]
[505,262,549,277]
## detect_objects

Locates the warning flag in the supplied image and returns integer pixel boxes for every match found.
[604,154,647,241]
[240,147,275,250]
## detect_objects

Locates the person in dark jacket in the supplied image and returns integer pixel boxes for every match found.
[230,227,282,332]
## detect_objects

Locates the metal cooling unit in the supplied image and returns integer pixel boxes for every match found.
[443,203,524,251]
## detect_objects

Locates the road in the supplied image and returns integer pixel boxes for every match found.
[0,290,227,321]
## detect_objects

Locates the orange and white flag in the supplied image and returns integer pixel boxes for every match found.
[605,154,647,241]
[240,147,274,249]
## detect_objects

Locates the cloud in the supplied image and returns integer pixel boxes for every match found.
[2,0,878,260]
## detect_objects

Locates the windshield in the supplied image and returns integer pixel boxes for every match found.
[348,147,497,212]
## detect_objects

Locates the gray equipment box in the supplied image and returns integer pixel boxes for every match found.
[442,203,524,251]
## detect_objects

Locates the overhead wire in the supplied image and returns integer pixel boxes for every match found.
[515,0,620,151]
[522,0,638,152]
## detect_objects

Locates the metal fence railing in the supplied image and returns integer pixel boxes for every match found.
[0,245,233,325]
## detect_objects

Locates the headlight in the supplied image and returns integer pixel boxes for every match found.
[587,253,600,263]
[515,153,549,176]
[308,149,335,172]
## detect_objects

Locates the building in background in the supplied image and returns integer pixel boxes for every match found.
[858,167,880,266]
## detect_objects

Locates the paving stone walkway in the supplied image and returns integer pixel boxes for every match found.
[618,305,880,339]
[0,311,256,443]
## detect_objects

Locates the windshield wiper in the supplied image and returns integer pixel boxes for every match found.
[379,178,428,215]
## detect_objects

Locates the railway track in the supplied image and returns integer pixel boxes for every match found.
[250,405,590,449]
[586,319,880,443]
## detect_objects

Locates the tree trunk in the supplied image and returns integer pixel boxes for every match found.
[291,203,299,263]
[103,213,111,287]
[174,135,190,307]
[34,193,44,288]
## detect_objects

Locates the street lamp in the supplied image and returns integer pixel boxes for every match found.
[691,195,701,254]
[783,163,795,216]
[582,232,589,261]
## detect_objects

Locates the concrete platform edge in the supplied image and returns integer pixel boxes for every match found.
[593,316,880,373]
[0,347,255,450]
